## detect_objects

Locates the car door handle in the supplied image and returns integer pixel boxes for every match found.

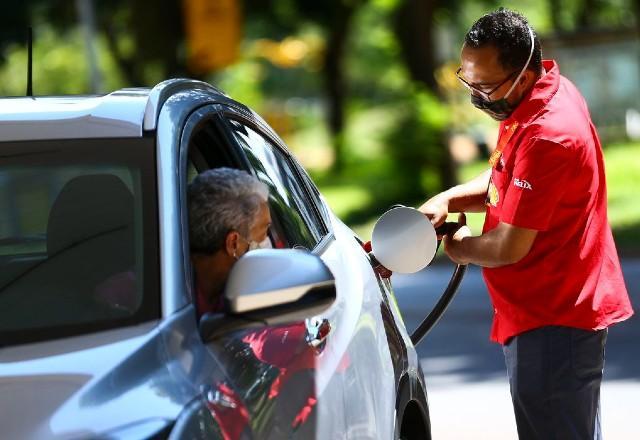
[305,317,331,349]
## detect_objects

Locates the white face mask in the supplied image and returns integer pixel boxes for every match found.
[236,234,272,259]
[248,236,272,251]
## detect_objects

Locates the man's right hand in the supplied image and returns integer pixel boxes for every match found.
[418,169,492,226]
[418,196,449,230]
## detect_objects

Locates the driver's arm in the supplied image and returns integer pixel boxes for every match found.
[445,221,537,268]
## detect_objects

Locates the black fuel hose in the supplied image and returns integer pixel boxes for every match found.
[385,205,469,345]
[410,263,467,345]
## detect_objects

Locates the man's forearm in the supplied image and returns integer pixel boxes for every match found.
[447,221,538,268]
[440,168,491,213]
[457,232,513,268]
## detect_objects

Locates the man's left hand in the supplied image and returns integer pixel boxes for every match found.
[443,213,472,265]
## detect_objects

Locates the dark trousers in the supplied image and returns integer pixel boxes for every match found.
[503,326,607,440]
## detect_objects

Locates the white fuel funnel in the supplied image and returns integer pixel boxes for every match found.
[371,206,439,274]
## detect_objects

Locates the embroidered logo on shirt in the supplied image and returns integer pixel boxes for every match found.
[513,178,533,190]
[487,180,499,207]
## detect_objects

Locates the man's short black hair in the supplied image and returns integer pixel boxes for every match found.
[465,8,542,74]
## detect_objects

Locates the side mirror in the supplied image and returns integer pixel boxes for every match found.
[224,248,335,313]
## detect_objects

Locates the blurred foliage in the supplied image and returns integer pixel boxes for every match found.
[383,87,451,202]
[546,0,639,32]
[0,0,638,248]
[0,1,186,86]
[0,25,125,95]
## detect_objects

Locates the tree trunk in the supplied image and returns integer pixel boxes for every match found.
[547,0,563,33]
[394,0,439,96]
[634,0,640,36]
[577,0,600,30]
[393,0,456,191]
[102,20,145,86]
[131,0,186,79]
[100,0,187,87]
[324,2,357,174]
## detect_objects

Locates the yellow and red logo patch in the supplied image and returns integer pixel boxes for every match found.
[487,181,499,207]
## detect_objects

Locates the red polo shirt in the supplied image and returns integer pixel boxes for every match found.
[482,60,633,344]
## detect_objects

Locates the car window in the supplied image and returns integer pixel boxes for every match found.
[293,161,331,235]
[187,160,199,183]
[226,119,319,249]
[0,138,159,346]
[185,119,229,183]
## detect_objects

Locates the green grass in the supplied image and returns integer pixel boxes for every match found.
[318,141,640,252]
[603,142,640,229]
[604,142,640,254]
[456,160,490,236]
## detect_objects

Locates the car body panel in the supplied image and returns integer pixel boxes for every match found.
[0,306,243,439]
[322,214,402,438]
[0,92,149,141]
[0,320,176,439]
[142,78,228,131]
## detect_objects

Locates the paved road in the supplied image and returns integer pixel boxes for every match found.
[393,259,640,439]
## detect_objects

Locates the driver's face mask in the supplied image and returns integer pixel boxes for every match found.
[233,233,271,260]
[239,234,271,255]
[248,236,272,251]
[470,27,535,121]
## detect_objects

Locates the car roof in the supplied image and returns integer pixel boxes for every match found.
[0,79,227,142]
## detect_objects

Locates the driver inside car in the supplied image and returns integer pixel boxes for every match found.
[188,167,272,318]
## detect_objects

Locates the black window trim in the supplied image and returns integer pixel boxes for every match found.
[222,113,326,247]
[178,104,253,306]
[218,107,333,244]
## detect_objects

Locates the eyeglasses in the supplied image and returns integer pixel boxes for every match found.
[456,67,519,101]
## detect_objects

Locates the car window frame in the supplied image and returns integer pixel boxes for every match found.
[177,103,338,318]
[223,118,317,250]
[178,105,253,305]
[217,107,333,249]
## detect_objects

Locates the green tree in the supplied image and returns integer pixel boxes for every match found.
[545,0,639,33]
[0,0,188,87]
[244,0,368,174]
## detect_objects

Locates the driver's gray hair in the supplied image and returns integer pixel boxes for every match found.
[188,167,269,254]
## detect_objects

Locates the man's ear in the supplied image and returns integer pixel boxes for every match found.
[519,69,536,91]
[225,231,240,257]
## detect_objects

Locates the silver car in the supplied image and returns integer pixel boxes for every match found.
[0,79,432,439]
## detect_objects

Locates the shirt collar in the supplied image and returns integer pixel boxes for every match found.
[504,60,560,126]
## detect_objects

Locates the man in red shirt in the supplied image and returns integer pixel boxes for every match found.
[419,9,634,439]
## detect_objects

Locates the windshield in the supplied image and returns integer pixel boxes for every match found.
[0,138,159,346]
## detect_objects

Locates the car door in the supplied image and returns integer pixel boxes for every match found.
[219,111,399,439]
[217,113,349,438]
[175,106,342,438]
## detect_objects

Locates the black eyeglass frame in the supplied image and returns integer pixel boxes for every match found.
[455,67,519,101]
